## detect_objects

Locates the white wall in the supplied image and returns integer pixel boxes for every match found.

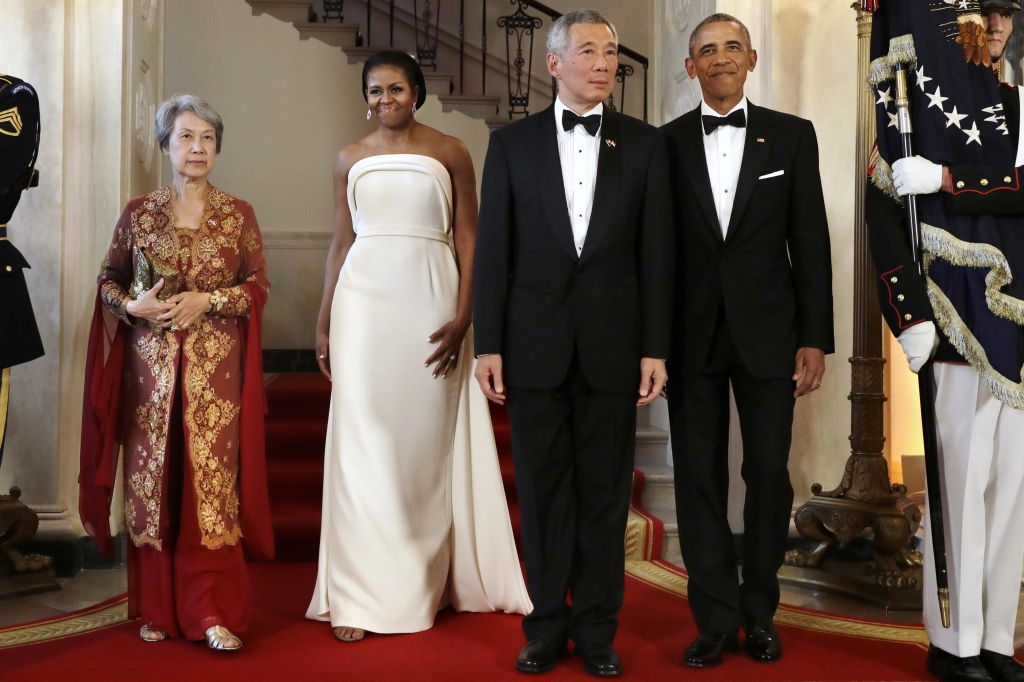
[0,0,125,540]
[772,0,858,515]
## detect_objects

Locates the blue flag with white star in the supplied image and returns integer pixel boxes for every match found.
[871,0,1024,407]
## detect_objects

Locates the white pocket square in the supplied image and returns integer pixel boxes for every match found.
[758,170,784,180]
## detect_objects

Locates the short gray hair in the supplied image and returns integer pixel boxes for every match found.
[155,93,224,154]
[688,13,752,56]
[546,9,618,58]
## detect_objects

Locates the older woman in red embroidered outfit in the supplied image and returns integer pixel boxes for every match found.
[79,94,273,651]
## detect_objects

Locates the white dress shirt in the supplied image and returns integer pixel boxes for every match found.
[554,97,603,255]
[701,97,748,238]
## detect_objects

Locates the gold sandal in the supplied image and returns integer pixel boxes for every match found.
[139,625,168,642]
[205,625,242,651]
[333,626,365,643]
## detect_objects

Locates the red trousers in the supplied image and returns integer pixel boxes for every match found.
[127,372,249,641]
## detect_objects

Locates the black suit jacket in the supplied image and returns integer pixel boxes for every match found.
[662,103,834,380]
[473,105,674,391]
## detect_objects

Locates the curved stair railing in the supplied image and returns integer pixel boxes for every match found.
[311,0,649,122]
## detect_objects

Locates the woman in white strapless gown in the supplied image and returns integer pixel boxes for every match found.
[306,51,531,641]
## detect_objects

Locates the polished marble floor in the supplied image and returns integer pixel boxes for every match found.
[0,566,127,628]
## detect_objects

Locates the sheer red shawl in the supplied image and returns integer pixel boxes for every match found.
[78,283,274,561]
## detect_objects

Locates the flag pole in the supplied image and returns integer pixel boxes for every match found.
[893,60,951,628]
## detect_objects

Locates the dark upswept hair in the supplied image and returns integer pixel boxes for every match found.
[361,51,427,110]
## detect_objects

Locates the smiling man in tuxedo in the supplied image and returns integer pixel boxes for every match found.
[473,8,673,677]
[661,13,834,670]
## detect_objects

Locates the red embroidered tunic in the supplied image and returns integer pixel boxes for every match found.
[82,185,273,557]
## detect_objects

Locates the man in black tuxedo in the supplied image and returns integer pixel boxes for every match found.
[472,8,673,677]
[661,13,834,669]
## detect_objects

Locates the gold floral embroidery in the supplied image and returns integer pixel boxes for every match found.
[244,230,258,253]
[100,281,132,323]
[124,498,137,527]
[183,318,241,548]
[209,287,251,317]
[128,331,178,550]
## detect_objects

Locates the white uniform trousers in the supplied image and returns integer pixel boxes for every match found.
[923,362,1024,657]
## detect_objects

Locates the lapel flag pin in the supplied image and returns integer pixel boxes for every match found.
[757,138,765,143]
[605,139,616,147]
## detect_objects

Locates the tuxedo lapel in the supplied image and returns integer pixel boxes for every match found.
[579,111,621,263]
[678,108,723,244]
[725,103,776,242]
[536,105,579,262]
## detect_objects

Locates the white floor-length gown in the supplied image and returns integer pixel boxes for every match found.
[306,154,532,633]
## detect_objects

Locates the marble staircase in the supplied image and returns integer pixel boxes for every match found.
[246,0,504,126]
[635,404,679,565]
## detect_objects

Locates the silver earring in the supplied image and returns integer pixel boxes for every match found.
[412,103,417,115]
[366,108,372,120]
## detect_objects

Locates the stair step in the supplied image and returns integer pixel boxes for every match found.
[295,22,359,49]
[423,72,455,97]
[247,0,312,24]
[645,506,683,567]
[267,458,324,502]
[341,45,380,65]
[485,117,513,131]
[635,424,670,468]
[439,95,501,119]
[637,464,675,512]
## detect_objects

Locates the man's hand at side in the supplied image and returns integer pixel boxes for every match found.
[792,347,826,398]
[637,358,667,407]
[474,354,506,405]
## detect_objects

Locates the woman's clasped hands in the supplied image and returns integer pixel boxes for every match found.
[125,278,213,331]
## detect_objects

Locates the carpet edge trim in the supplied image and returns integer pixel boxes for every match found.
[625,561,930,645]
[0,597,129,649]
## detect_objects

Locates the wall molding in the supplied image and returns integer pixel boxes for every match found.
[262,230,333,250]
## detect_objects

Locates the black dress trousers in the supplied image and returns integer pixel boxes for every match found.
[669,311,796,635]
[506,352,637,650]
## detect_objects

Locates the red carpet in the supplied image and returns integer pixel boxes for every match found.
[264,373,525,559]
[2,560,934,681]
[1,373,943,679]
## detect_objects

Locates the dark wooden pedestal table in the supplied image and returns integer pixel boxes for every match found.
[778,4,924,613]
[0,487,59,600]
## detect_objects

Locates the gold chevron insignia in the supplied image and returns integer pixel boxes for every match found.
[0,107,23,136]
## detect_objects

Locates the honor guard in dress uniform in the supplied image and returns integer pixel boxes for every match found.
[0,74,45,469]
[868,2,1024,682]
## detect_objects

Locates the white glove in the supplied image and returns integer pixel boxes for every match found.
[892,156,943,197]
[898,321,939,373]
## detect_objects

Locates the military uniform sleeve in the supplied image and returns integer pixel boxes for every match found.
[865,181,933,336]
[0,80,40,195]
[98,204,136,324]
[209,202,270,317]
[944,164,1024,216]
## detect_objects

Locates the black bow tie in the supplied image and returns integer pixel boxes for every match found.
[562,109,602,136]
[702,109,746,135]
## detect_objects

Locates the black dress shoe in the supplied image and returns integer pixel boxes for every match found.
[980,650,1024,682]
[578,643,622,677]
[517,639,562,674]
[927,645,994,682]
[683,631,739,668]
[745,620,782,663]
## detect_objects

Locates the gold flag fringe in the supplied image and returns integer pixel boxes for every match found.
[868,146,900,201]
[922,223,1024,410]
[867,34,916,87]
